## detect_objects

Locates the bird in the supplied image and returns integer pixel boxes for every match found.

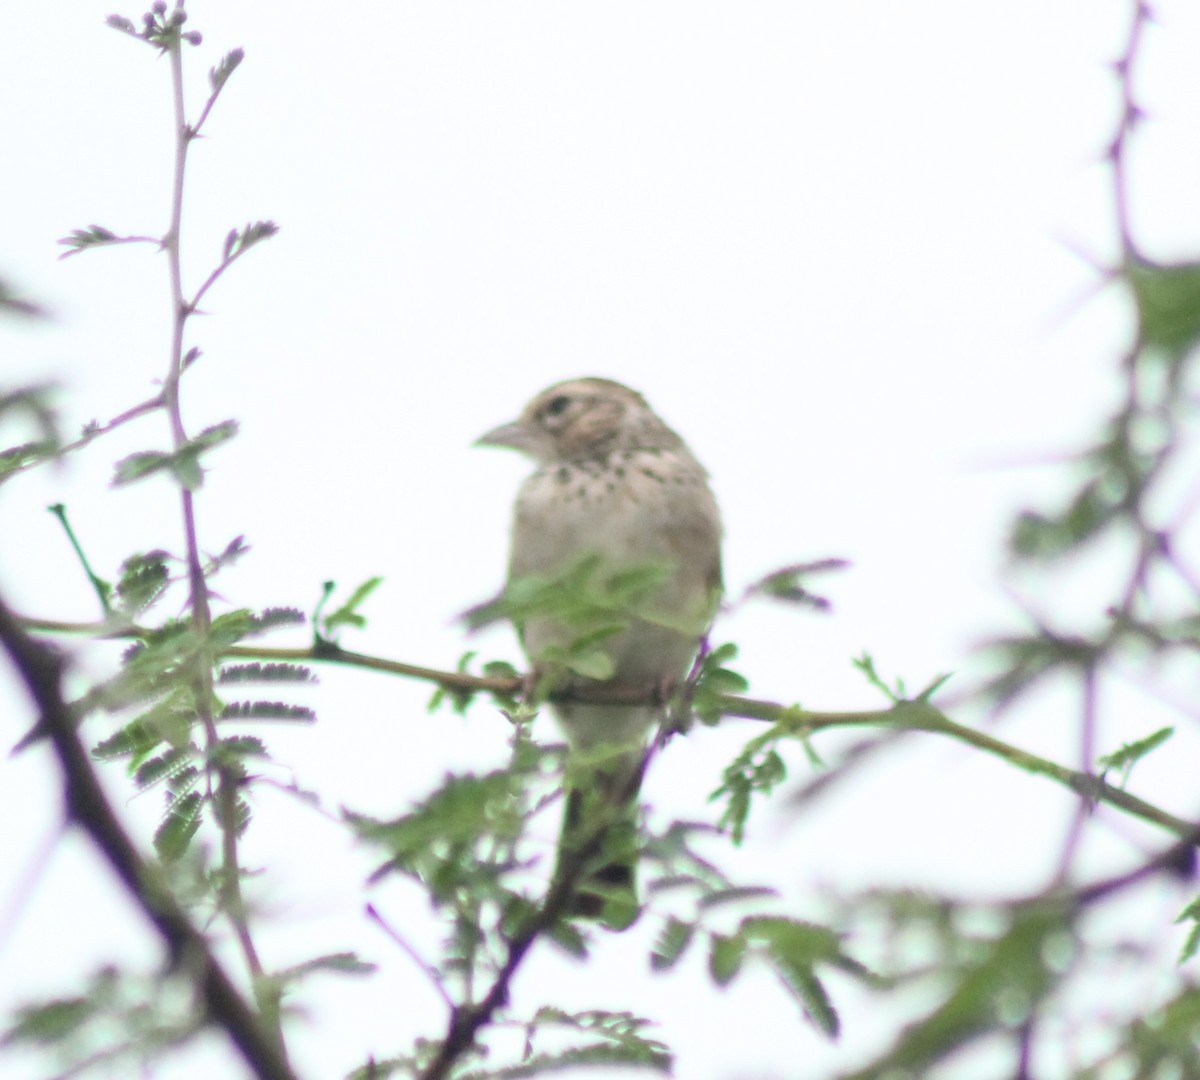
[477,377,722,927]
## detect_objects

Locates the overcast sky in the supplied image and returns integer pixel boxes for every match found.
[3,2,1200,1078]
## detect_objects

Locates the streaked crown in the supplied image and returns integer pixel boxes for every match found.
[478,378,684,464]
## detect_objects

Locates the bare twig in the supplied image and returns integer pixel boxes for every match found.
[366,903,456,1013]
[1108,0,1153,259]
[1054,664,1099,885]
[189,235,265,313]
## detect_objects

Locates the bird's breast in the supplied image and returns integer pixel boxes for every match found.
[511,449,713,572]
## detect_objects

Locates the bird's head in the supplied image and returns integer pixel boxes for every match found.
[477,378,679,464]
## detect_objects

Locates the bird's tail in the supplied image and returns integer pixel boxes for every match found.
[553,745,645,930]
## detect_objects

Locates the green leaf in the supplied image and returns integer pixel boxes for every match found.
[1127,258,1200,355]
[0,278,48,319]
[774,961,839,1037]
[112,450,173,486]
[428,650,479,714]
[711,730,788,844]
[978,632,1098,710]
[111,421,237,490]
[115,550,171,615]
[708,932,746,986]
[696,885,779,910]
[1175,897,1200,964]
[741,916,846,1034]
[1098,726,1174,786]
[852,652,907,703]
[209,606,305,650]
[217,662,315,684]
[740,559,848,610]
[692,642,750,724]
[348,769,528,900]
[222,220,279,260]
[154,791,203,861]
[133,748,195,790]
[2,994,96,1044]
[57,224,121,258]
[206,534,250,573]
[209,47,244,93]
[520,1009,672,1074]
[91,690,197,768]
[218,701,316,723]
[179,418,237,462]
[322,576,384,636]
[1127,986,1200,1069]
[562,646,616,680]
[248,606,306,634]
[93,719,163,763]
[544,917,589,959]
[488,1043,672,1077]
[650,917,695,971]
[276,952,377,983]
[0,439,57,479]
[742,916,843,963]
[0,385,59,466]
[1010,476,1125,561]
[464,555,681,640]
[215,735,268,760]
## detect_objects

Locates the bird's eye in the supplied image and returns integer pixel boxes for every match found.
[543,395,571,418]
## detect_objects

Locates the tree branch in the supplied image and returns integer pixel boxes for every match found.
[417,738,660,1080]
[17,614,1199,845]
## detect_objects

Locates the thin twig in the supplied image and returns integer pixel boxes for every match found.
[366,903,456,1013]
[1108,1,1153,259]
[1054,664,1099,885]
[161,27,278,1051]
[189,242,259,312]
[0,392,164,485]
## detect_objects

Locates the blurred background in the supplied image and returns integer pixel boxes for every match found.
[2,1,1199,1076]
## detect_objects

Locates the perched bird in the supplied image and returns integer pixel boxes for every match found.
[478,377,722,926]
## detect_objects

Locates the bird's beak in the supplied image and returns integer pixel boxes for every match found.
[475,420,532,452]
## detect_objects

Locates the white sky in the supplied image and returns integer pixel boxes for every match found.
[3,1,1200,1078]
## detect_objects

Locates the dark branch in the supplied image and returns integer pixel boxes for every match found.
[417,740,656,1080]
[0,597,297,1080]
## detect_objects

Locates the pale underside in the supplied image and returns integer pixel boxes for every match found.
[509,444,722,749]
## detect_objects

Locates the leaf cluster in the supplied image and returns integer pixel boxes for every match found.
[464,556,684,681]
